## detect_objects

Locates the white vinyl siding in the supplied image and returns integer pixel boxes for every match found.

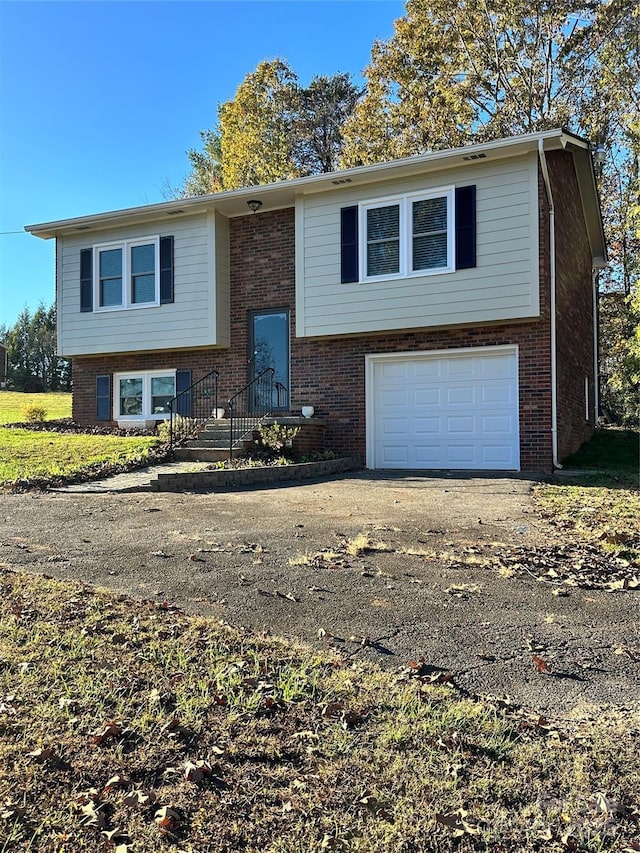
[297,153,540,338]
[58,212,227,357]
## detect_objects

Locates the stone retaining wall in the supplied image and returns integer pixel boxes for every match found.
[151,456,359,492]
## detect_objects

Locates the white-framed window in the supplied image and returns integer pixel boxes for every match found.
[114,369,176,420]
[360,187,454,281]
[94,236,160,311]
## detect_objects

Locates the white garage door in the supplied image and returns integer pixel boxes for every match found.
[368,346,519,471]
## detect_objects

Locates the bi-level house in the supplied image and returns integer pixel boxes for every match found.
[26,129,606,472]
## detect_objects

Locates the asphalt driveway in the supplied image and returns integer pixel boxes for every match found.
[2,471,638,719]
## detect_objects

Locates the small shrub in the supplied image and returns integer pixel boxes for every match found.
[22,405,47,423]
[157,415,198,443]
[256,423,300,455]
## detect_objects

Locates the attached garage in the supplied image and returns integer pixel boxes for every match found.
[366,346,520,471]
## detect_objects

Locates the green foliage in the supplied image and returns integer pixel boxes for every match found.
[22,404,46,423]
[156,414,198,443]
[3,302,71,392]
[563,428,639,474]
[257,422,299,454]
[600,290,640,426]
[340,0,634,167]
[181,63,359,194]
[218,58,300,190]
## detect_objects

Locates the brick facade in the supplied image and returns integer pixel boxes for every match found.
[546,150,596,459]
[71,156,596,473]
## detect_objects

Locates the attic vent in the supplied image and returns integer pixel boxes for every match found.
[167,209,184,215]
[75,225,91,231]
[331,177,353,185]
[462,153,487,161]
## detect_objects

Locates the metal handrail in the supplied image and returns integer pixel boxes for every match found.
[227,368,275,460]
[167,370,219,450]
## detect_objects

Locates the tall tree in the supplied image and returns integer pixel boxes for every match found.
[293,73,361,174]
[218,58,300,190]
[180,63,360,193]
[183,129,224,196]
[4,303,70,393]
[340,0,627,166]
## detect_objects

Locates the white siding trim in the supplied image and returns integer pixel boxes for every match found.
[365,344,520,470]
[56,237,63,355]
[295,195,306,337]
[528,153,541,316]
[207,212,216,345]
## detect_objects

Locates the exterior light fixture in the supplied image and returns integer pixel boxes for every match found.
[247,199,263,213]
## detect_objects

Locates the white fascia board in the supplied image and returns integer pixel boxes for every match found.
[26,129,581,240]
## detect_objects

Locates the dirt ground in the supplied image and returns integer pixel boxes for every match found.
[2,471,638,720]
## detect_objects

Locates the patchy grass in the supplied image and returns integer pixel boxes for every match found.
[561,429,639,483]
[0,391,71,424]
[0,429,160,488]
[535,429,640,561]
[0,569,638,852]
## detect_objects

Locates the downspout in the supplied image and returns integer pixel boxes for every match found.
[538,139,562,469]
[592,268,599,424]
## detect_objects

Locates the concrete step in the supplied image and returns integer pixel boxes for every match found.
[173,446,244,463]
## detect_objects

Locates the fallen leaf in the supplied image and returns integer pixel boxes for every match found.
[123,789,156,808]
[154,805,180,834]
[25,747,55,762]
[183,759,213,784]
[436,808,479,837]
[91,721,124,745]
[533,655,552,673]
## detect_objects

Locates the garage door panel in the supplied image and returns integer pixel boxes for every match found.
[379,362,410,380]
[379,445,410,465]
[414,387,441,406]
[481,415,513,434]
[414,417,440,434]
[381,417,410,437]
[447,416,475,434]
[381,388,409,407]
[481,383,513,404]
[445,444,476,464]
[446,386,475,405]
[481,444,516,465]
[370,349,519,471]
[414,445,444,465]
[414,360,442,379]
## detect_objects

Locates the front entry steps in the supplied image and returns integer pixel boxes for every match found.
[172,418,252,463]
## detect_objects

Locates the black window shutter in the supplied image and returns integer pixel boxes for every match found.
[160,236,174,304]
[455,185,476,270]
[80,248,93,312]
[175,368,192,416]
[96,374,111,421]
[340,206,359,283]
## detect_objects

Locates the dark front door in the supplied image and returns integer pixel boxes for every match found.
[249,309,289,410]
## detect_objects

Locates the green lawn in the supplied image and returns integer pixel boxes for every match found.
[0,390,72,424]
[0,429,160,486]
[534,429,640,560]
[0,569,637,852]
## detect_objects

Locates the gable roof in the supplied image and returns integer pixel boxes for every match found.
[25,128,606,265]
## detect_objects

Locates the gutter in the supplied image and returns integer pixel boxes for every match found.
[538,140,562,470]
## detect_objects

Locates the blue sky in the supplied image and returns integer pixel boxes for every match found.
[0,0,404,329]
